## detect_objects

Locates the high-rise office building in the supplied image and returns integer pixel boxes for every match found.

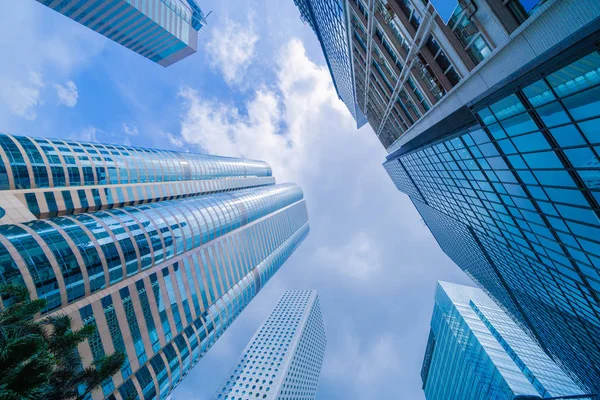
[211,290,326,400]
[421,282,586,400]
[34,0,206,66]
[295,0,600,392]
[0,132,309,400]
[383,9,600,393]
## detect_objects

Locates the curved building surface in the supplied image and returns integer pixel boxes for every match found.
[0,133,309,400]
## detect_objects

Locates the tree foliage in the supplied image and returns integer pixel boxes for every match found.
[0,284,125,400]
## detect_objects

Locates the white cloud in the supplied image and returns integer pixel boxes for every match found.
[322,329,403,399]
[166,132,185,148]
[122,122,139,136]
[75,127,99,142]
[0,70,45,120]
[0,1,104,127]
[315,232,382,280]
[29,71,44,88]
[54,80,78,107]
[178,38,352,183]
[206,17,259,85]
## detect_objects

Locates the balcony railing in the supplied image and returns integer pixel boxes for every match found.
[413,55,445,101]
[376,0,410,55]
[376,0,394,23]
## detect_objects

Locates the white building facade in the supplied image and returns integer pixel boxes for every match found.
[212,290,326,400]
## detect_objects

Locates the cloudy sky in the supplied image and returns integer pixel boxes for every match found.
[0,0,473,398]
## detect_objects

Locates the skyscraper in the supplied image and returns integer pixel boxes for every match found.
[383,24,600,392]
[34,0,206,66]
[0,132,309,399]
[295,0,600,392]
[421,282,586,400]
[211,290,326,400]
[294,0,367,128]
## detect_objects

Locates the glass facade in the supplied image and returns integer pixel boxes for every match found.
[293,0,364,128]
[0,135,309,399]
[422,282,586,400]
[34,0,206,66]
[0,132,274,220]
[211,290,326,400]
[386,48,600,392]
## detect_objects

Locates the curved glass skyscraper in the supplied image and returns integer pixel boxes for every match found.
[0,132,310,400]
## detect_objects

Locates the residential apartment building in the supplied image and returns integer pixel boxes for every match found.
[0,132,309,399]
[422,282,586,400]
[211,290,326,400]
[34,0,206,66]
[295,0,524,147]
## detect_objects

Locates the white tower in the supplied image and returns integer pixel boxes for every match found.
[212,290,327,400]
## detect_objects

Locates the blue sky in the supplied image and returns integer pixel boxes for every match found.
[0,0,473,398]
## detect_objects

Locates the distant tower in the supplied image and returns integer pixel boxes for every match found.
[212,290,326,400]
[422,282,585,400]
[34,0,207,66]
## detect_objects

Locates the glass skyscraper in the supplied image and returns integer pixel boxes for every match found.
[0,132,309,399]
[385,40,600,392]
[422,282,586,400]
[34,0,206,66]
[211,290,326,400]
[293,0,367,128]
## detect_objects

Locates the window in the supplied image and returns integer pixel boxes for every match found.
[425,35,461,87]
[448,4,491,65]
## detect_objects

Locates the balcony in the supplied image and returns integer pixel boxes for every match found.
[371,66,394,98]
[412,55,445,102]
[349,0,369,28]
[372,49,398,85]
[376,0,394,23]
[387,0,418,38]
[375,0,411,58]
[379,122,402,147]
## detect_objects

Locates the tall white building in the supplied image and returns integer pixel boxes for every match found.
[212,290,326,400]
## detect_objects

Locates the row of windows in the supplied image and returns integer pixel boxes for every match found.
[19,176,273,219]
[348,0,449,148]
[426,285,532,399]
[303,0,360,122]
[470,302,582,395]
[1,184,304,312]
[0,132,271,190]
[412,199,527,336]
[37,0,200,64]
